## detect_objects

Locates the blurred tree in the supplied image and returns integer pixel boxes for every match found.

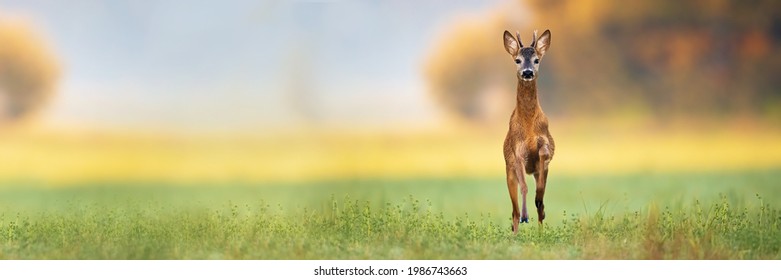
[424,0,781,124]
[424,14,521,127]
[0,20,59,123]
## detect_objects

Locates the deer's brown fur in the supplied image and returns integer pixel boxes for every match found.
[502,29,555,233]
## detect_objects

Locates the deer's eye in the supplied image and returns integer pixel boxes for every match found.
[534,59,539,64]
[514,59,521,64]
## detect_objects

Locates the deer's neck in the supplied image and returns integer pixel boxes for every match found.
[514,79,542,122]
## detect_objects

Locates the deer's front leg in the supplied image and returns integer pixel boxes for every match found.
[534,144,551,223]
[515,148,530,224]
[519,167,529,224]
[505,164,521,233]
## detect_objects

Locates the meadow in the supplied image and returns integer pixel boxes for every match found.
[1,125,780,259]
[1,169,779,259]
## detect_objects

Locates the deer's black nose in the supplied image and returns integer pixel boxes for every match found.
[522,70,534,78]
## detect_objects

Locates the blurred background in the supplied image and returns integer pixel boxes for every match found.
[1,0,780,198]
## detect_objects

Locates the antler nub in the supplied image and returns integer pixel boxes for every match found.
[516,31,523,48]
[531,30,538,48]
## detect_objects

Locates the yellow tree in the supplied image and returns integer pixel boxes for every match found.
[0,20,59,123]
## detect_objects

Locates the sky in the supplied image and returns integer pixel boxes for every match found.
[0,0,506,131]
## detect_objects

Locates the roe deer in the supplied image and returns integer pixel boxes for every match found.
[501,29,555,233]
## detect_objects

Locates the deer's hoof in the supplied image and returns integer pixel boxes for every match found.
[521,217,529,223]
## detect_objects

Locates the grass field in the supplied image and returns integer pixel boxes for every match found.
[1,169,779,259]
[1,126,780,259]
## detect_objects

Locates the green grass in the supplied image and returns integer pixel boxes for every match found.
[1,169,780,259]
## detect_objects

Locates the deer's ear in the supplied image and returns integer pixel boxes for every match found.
[503,30,520,56]
[535,29,551,58]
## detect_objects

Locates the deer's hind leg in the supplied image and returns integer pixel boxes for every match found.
[534,144,551,223]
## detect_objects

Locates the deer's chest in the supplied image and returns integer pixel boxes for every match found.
[512,135,539,159]
[509,130,552,174]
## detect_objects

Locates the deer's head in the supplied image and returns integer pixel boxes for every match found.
[502,29,551,82]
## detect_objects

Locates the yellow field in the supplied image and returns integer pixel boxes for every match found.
[2,122,781,185]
